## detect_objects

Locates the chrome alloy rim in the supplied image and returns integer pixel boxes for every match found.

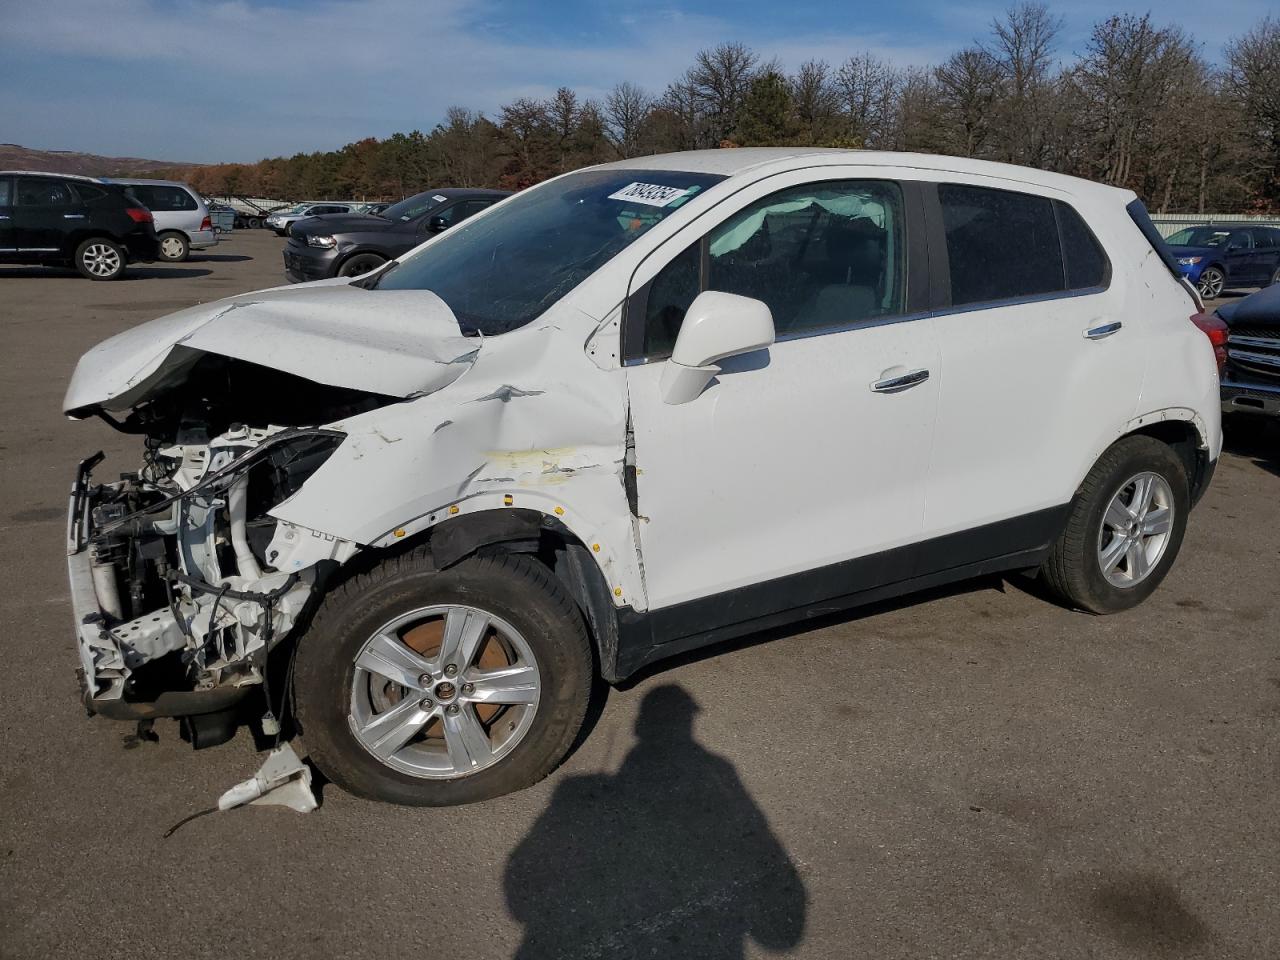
[1197,270,1223,299]
[82,243,121,277]
[1097,472,1174,588]
[348,605,541,779]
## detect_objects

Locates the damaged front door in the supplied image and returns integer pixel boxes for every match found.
[624,174,940,615]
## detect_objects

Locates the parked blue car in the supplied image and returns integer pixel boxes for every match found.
[1166,225,1280,299]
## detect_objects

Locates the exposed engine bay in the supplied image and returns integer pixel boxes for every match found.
[68,356,385,728]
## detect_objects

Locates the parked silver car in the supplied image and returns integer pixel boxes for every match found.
[264,202,361,236]
[105,179,216,262]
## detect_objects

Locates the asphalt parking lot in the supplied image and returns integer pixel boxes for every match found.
[1,230,1278,960]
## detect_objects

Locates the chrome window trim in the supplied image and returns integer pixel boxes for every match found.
[929,283,1110,319]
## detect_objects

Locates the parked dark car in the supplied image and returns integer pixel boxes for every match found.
[0,172,159,280]
[1209,282,1280,418]
[1167,224,1280,299]
[283,188,510,282]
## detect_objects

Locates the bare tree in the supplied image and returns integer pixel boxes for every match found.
[1226,17,1280,209]
[935,47,1001,156]
[686,42,760,145]
[790,60,839,143]
[604,82,654,158]
[835,53,898,147]
[986,3,1063,165]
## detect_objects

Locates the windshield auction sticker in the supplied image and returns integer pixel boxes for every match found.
[607,182,691,207]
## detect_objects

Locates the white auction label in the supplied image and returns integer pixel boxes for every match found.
[606,182,690,207]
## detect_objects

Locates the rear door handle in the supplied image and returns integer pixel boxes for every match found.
[1084,321,1122,340]
[63,213,86,220]
[871,368,930,393]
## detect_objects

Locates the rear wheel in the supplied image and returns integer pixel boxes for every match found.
[294,549,593,805]
[74,238,126,280]
[157,232,189,262]
[1040,436,1190,614]
[338,252,386,277]
[1197,266,1225,299]
[1269,265,1280,286]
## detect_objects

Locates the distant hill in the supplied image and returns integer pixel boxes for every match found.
[0,144,203,177]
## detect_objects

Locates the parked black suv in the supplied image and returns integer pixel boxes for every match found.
[284,188,510,282]
[1216,282,1280,418]
[0,172,159,280]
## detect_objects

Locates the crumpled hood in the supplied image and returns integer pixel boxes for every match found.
[63,283,480,415]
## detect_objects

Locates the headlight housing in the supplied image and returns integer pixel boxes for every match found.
[1178,256,1203,266]
[307,235,337,249]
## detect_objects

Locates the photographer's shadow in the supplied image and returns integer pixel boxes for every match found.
[504,684,807,959]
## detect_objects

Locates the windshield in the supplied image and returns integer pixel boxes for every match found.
[380,192,447,222]
[373,169,725,335]
[1167,227,1233,248]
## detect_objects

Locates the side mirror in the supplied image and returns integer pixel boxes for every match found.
[659,291,774,404]
[428,215,449,233]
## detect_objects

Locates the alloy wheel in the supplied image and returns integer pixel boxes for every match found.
[160,236,184,259]
[1097,472,1174,588]
[1197,269,1224,299]
[82,243,121,278]
[348,604,541,779]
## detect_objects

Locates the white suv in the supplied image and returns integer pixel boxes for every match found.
[63,149,1222,806]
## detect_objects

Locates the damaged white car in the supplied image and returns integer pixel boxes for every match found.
[65,149,1222,805]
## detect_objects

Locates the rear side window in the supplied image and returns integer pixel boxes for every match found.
[130,185,197,211]
[0,179,9,205]
[75,183,110,203]
[939,184,1063,306]
[15,178,75,207]
[1055,200,1110,289]
[1248,228,1275,249]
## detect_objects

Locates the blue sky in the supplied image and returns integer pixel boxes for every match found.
[2,0,1273,163]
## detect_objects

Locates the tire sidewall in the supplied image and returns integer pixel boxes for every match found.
[74,238,126,280]
[295,554,591,806]
[1075,440,1190,612]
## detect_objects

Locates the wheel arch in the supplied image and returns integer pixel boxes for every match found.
[369,507,625,682]
[1114,409,1214,504]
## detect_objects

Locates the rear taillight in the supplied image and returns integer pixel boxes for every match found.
[1190,311,1228,374]
[125,207,153,224]
[200,215,212,231]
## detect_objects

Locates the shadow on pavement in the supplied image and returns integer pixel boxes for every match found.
[504,684,807,960]
[193,253,253,262]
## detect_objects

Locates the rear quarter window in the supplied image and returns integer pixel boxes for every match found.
[1055,201,1110,289]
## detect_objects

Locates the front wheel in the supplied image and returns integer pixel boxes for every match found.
[1197,266,1225,299]
[1040,436,1190,614]
[74,238,127,280]
[294,549,593,806]
[338,252,386,277]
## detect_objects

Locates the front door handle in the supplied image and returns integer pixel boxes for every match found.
[1084,321,1122,340]
[63,213,86,220]
[871,368,930,393]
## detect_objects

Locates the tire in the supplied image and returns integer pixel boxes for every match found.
[1197,266,1225,299]
[1041,435,1190,614]
[1269,265,1280,286]
[248,218,261,230]
[294,548,593,806]
[338,252,386,278]
[157,232,189,262]
[74,238,127,280]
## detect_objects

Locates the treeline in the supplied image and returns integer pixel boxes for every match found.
[162,7,1280,214]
